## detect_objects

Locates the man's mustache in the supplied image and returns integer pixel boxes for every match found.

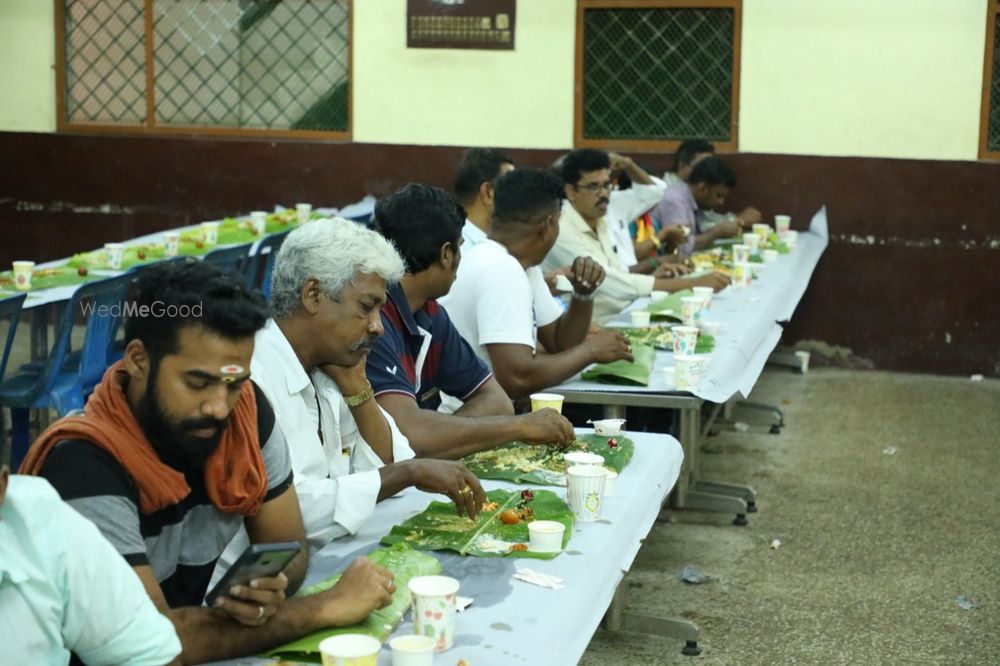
[351,335,378,352]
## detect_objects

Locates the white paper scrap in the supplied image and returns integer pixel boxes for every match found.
[513,568,565,590]
[456,596,474,613]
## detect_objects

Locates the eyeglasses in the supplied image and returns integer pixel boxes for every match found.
[575,181,616,194]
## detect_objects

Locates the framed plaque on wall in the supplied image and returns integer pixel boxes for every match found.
[407,0,516,50]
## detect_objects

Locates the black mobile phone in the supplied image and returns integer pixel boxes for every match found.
[204,541,302,607]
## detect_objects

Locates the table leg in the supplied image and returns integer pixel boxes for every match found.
[30,308,49,361]
[603,579,701,655]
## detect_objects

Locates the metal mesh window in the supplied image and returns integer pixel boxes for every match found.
[988,12,1000,153]
[59,0,350,135]
[577,3,740,148]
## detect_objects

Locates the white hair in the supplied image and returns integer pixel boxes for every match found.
[270,217,405,317]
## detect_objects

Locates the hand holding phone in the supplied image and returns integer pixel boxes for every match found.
[205,542,302,626]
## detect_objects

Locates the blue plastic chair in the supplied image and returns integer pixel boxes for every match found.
[246,230,290,298]
[203,243,254,281]
[0,274,133,469]
[0,293,27,466]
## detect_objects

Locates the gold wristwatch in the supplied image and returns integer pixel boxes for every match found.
[343,381,374,407]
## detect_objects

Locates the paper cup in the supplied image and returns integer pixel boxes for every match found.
[389,635,436,666]
[163,232,180,257]
[567,465,607,522]
[530,392,564,413]
[671,325,699,355]
[732,244,750,264]
[752,223,770,241]
[296,203,313,224]
[762,249,778,263]
[201,221,220,246]
[680,296,704,326]
[12,261,35,291]
[408,575,459,652]
[663,366,676,387]
[319,634,380,666]
[650,290,668,302]
[104,243,125,270]
[603,469,618,497]
[742,232,760,251]
[774,215,791,235]
[733,262,753,289]
[564,451,605,469]
[781,229,799,249]
[592,418,625,435]
[250,211,268,235]
[528,520,566,553]
[692,285,713,309]
[630,310,651,327]
[674,354,701,390]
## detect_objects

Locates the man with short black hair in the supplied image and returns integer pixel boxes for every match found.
[368,184,575,458]
[453,147,515,248]
[23,260,396,664]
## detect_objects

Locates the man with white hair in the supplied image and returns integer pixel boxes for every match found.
[221,218,486,565]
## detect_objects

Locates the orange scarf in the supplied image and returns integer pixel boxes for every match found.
[20,361,268,516]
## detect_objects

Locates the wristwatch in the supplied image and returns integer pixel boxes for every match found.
[343,381,374,407]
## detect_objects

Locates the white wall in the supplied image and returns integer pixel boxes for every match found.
[0,0,992,160]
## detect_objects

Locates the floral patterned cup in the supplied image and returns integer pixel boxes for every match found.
[12,261,35,291]
[408,575,460,652]
[672,326,699,355]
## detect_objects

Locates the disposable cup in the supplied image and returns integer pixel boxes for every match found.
[104,243,125,270]
[672,325,699,355]
[650,290,669,302]
[733,262,753,289]
[163,232,180,257]
[732,244,750,264]
[630,310,651,327]
[389,635,436,666]
[674,354,701,390]
[752,223,770,241]
[680,296,703,326]
[566,465,607,522]
[563,451,605,469]
[742,232,760,251]
[692,285,714,309]
[530,392,564,413]
[12,261,35,291]
[592,418,625,435]
[408,575,460,652]
[781,229,798,249]
[201,221,220,246]
[527,520,566,553]
[319,634,380,666]
[762,249,778,264]
[250,211,268,235]
[603,469,618,496]
[663,366,676,387]
[296,203,313,224]
[774,215,791,235]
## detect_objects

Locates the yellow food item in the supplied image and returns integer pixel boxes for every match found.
[499,509,522,525]
[508,543,528,552]
[482,501,499,512]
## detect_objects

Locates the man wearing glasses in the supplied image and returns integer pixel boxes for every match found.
[545,149,730,323]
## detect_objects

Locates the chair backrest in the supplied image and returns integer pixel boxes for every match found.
[0,293,27,382]
[247,230,291,298]
[203,243,254,281]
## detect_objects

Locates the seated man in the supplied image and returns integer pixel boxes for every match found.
[440,167,634,399]
[654,155,762,255]
[543,149,730,323]
[454,147,515,248]
[23,260,396,664]
[0,452,181,665]
[367,183,576,457]
[244,218,486,556]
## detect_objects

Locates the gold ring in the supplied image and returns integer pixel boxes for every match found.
[461,484,473,495]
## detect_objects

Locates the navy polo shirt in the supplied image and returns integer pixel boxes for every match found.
[367,283,493,411]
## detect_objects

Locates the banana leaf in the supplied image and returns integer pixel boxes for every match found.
[463,433,635,485]
[581,344,656,385]
[619,327,714,353]
[645,289,693,320]
[263,543,442,663]
[0,265,104,292]
[382,489,573,559]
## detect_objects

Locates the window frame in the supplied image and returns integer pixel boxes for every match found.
[53,0,353,140]
[573,0,742,152]
[979,0,1000,160]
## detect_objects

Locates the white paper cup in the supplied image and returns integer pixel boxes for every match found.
[680,296,704,326]
[742,232,760,251]
[592,418,625,435]
[566,465,607,522]
[692,285,714,309]
[774,215,791,235]
[296,203,313,224]
[389,635,436,666]
[781,229,798,249]
[732,244,750,264]
[630,310,651,327]
[564,451,605,469]
[733,262,753,289]
[762,249,779,263]
[674,354,701,390]
[250,211,268,235]
[650,290,668,302]
[104,243,125,270]
[163,232,180,257]
[408,575,459,652]
[530,392,564,413]
[319,634,380,666]
[663,366,676,387]
[12,261,35,291]
[603,469,618,496]
[671,325,699,355]
[700,320,723,337]
[752,223,770,241]
[201,221,220,246]
[528,520,566,553]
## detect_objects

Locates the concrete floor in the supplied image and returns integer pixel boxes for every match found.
[581,368,1000,666]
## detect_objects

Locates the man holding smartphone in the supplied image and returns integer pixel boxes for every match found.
[22,260,397,664]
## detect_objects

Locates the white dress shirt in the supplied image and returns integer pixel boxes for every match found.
[462,218,488,248]
[607,179,667,267]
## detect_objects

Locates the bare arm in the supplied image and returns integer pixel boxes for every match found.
[610,153,653,186]
[320,361,393,463]
[453,376,515,417]
[693,220,742,251]
[537,257,604,354]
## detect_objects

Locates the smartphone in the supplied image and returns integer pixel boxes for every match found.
[204,541,302,607]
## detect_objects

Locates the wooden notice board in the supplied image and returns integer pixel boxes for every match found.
[407,0,516,50]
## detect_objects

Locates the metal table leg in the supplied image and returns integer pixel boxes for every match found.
[603,578,701,656]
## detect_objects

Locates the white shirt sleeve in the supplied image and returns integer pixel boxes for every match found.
[529,266,564,328]
[475,259,538,349]
[609,180,667,223]
[61,499,182,666]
